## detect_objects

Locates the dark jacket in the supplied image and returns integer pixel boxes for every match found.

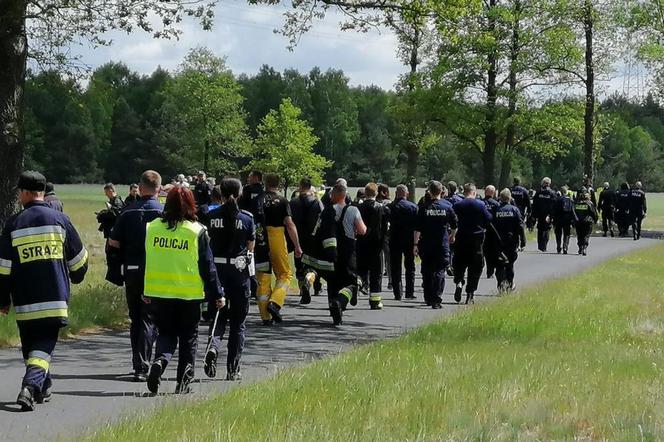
[45,192,64,212]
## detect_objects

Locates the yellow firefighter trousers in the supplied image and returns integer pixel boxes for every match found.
[257,226,293,320]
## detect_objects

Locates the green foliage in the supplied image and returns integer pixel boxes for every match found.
[247,99,330,192]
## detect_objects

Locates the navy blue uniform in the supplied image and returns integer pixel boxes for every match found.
[483,197,500,278]
[0,201,88,395]
[629,189,647,240]
[493,203,526,290]
[388,197,418,299]
[552,194,575,254]
[615,189,632,236]
[574,200,598,254]
[110,196,163,375]
[206,205,255,376]
[598,188,616,236]
[532,187,556,251]
[510,185,531,220]
[416,199,457,306]
[453,197,492,301]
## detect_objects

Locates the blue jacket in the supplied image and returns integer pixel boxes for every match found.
[416,198,458,257]
[388,198,418,245]
[0,201,88,327]
[494,203,526,249]
[111,196,163,269]
[454,197,492,238]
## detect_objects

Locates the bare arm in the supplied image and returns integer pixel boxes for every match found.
[284,216,302,257]
[247,240,255,253]
[355,216,367,236]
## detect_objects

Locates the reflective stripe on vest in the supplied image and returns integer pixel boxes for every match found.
[144,220,205,300]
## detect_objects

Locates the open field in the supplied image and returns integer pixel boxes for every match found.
[83,242,664,441]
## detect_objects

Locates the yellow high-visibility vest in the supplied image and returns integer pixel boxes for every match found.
[144,219,205,300]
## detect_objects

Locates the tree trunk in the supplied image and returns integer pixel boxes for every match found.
[405,26,420,203]
[0,0,27,228]
[406,143,418,202]
[583,0,595,183]
[501,0,521,190]
[483,0,498,186]
[203,138,210,172]
[499,152,513,190]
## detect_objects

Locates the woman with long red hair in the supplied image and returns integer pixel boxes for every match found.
[142,186,224,394]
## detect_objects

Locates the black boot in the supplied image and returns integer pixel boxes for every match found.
[329,300,343,325]
[465,292,474,305]
[267,301,283,323]
[204,348,218,379]
[147,359,164,394]
[35,378,52,404]
[454,284,463,303]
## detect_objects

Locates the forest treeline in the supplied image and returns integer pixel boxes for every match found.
[23,48,664,190]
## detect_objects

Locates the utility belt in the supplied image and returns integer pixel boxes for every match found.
[214,252,255,276]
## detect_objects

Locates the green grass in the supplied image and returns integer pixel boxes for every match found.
[83,242,664,441]
[643,193,664,231]
[0,184,126,346]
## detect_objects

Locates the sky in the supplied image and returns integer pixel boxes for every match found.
[77,0,405,90]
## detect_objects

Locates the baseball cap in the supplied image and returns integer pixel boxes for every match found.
[16,171,46,191]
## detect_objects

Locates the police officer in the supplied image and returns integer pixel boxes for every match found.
[493,189,526,292]
[204,179,255,381]
[257,174,302,324]
[552,185,575,255]
[615,182,632,237]
[414,181,457,309]
[108,170,163,381]
[532,177,556,252]
[193,171,213,219]
[376,183,392,291]
[452,183,492,305]
[44,182,63,212]
[238,170,265,300]
[388,185,418,300]
[510,178,531,223]
[574,191,599,255]
[289,178,323,304]
[0,171,89,411]
[597,182,616,237]
[328,183,367,325]
[482,185,500,279]
[445,181,463,277]
[357,183,387,310]
[144,186,223,395]
[630,181,647,240]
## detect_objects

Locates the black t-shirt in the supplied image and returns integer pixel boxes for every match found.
[194,182,213,207]
[264,191,292,227]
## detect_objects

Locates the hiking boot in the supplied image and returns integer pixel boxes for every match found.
[226,371,242,381]
[454,285,463,303]
[175,364,194,394]
[204,348,218,379]
[465,293,474,305]
[147,359,164,394]
[17,386,35,412]
[329,300,343,325]
[267,301,283,323]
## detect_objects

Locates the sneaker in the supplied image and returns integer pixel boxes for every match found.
[465,293,474,305]
[147,360,164,394]
[35,384,52,404]
[454,285,462,303]
[329,300,343,325]
[226,371,242,381]
[16,386,35,412]
[175,364,194,394]
[133,371,147,382]
[369,300,383,310]
[267,301,283,323]
[204,348,218,379]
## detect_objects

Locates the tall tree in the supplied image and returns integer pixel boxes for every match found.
[0,0,217,226]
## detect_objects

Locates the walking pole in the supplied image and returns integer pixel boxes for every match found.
[199,307,221,389]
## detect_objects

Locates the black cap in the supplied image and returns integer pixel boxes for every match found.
[17,171,46,191]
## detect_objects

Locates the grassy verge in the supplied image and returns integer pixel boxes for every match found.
[85,243,664,441]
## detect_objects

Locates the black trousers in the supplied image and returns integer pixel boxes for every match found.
[19,323,59,392]
[453,235,484,294]
[576,222,592,249]
[615,210,630,236]
[554,223,572,252]
[495,248,518,288]
[208,265,250,374]
[536,218,552,251]
[357,241,383,299]
[328,238,358,311]
[421,254,447,305]
[601,209,614,235]
[632,215,644,238]
[152,299,200,383]
[124,269,156,374]
[390,240,415,298]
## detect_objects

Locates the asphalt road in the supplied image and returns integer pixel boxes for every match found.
[0,236,657,440]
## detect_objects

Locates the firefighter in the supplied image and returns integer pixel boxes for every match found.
[376,184,392,291]
[357,183,387,310]
[574,190,599,255]
[414,181,457,309]
[552,185,575,255]
[493,189,526,292]
[256,174,302,324]
[328,183,367,325]
[630,181,647,240]
[289,178,323,304]
[144,187,224,395]
[597,182,616,237]
[387,185,418,300]
[204,179,255,381]
[452,183,492,304]
[532,177,556,252]
[615,182,632,237]
[44,183,63,212]
[107,170,163,381]
[482,185,500,279]
[0,171,89,411]
[510,178,531,225]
